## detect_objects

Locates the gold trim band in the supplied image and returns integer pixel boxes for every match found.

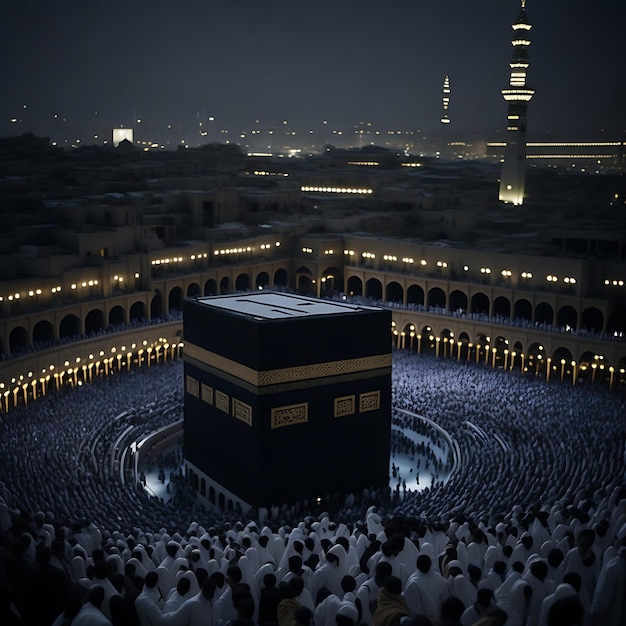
[184,342,391,387]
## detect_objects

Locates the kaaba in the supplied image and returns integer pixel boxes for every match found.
[182,291,392,511]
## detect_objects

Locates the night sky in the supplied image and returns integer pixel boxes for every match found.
[1,0,624,144]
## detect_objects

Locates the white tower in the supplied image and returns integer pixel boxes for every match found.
[499,0,535,205]
[440,75,451,125]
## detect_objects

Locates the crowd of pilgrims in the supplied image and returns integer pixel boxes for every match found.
[1,351,626,625]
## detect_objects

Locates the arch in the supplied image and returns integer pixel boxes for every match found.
[108,305,125,327]
[400,323,418,351]
[557,305,577,331]
[493,335,509,352]
[209,486,216,505]
[607,308,626,339]
[347,276,363,297]
[514,298,532,322]
[474,333,489,363]
[491,335,509,367]
[419,325,436,354]
[9,326,29,355]
[456,331,471,360]
[407,284,424,306]
[552,346,574,364]
[296,266,314,295]
[552,347,575,382]
[218,492,225,510]
[321,266,343,294]
[527,342,546,358]
[581,307,603,333]
[427,287,446,309]
[527,342,547,375]
[219,276,230,295]
[204,279,217,296]
[577,350,598,383]
[386,281,403,303]
[579,351,596,366]
[470,292,489,316]
[365,278,383,301]
[129,300,146,323]
[535,302,554,326]
[255,271,270,290]
[235,273,250,292]
[438,328,455,357]
[449,289,467,313]
[200,477,206,497]
[85,308,105,334]
[169,286,183,312]
[273,268,288,288]
[187,282,201,297]
[151,290,163,318]
[33,319,54,348]
[59,314,80,339]
[493,296,511,319]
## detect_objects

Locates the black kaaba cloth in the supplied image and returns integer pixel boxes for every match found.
[182,291,392,507]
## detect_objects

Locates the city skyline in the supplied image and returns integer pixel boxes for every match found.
[1,0,625,146]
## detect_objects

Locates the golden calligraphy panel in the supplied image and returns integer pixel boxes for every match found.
[334,395,356,418]
[215,390,229,414]
[233,399,253,426]
[201,383,213,405]
[271,403,309,429]
[359,390,381,413]
[186,375,199,398]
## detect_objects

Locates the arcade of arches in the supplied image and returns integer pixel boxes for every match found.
[2,264,625,409]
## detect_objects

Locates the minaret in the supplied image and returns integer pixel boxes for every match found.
[440,75,451,125]
[499,0,535,205]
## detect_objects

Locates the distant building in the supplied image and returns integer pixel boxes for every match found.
[113,127,134,147]
[499,0,535,205]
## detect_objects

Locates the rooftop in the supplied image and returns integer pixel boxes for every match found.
[194,291,379,320]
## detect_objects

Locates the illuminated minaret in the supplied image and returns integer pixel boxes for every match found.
[499,0,535,205]
[440,75,451,125]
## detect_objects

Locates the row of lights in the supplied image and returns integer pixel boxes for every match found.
[324,249,335,255]
[302,247,313,254]
[392,331,624,385]
[605,279,625,287]
[252,170,289,177]
[71,279,100,290]
[1,273,142,303]
[1,338,185,412]
[300,186,373,194]
[214,247,253,256]
[152,257,184,265]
